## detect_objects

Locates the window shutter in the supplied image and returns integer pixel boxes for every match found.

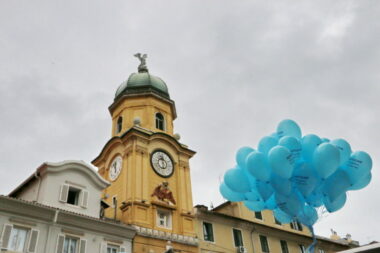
[81,190,89,208]
[56,234,65,253]
[120,246,127,253]
[59,184,69,202]
[27,229,39,253]
[79,239,87,253]
[100,242,107,253]
[0,224,13,250]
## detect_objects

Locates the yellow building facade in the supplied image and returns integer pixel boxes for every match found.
[195,202,355,253]
[93,57,356,253]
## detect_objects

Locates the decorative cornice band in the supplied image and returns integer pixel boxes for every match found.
[132,225,198,246]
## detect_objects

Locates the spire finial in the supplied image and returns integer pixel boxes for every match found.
[134,53,148,73]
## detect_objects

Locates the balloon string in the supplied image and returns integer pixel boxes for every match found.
[306,225,317,253]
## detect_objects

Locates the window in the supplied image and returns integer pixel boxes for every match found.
[116,117,122,133]
[64,237,78,253]
[280,240,289,253]
[107,244,119,253]
[259,235,270,253]
[0,224,39,253]
[274,217,281,225]
[104,244,126,253]
[156,209,172,229]
[59,184,89,208]
[254,211,263,220]
[112,196,117,208]
[8,227,29,252]
[67,187,80,205]
[56,235,86,253]
[155,113,165,130]
[290,220,303,231]
[299,245,306,253]
[203,222,214,242]
[232,229,243,247]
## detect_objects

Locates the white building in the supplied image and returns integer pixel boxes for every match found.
[0,160,136,253]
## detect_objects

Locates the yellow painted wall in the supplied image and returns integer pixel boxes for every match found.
[110,95,175,136]
[196,203,349,253]
[94,93,196,251]
[215,202,311,236]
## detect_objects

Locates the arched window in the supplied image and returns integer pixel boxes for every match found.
[117,117,123,133]
[155,113,165,130]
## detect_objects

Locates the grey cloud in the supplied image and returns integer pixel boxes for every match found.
[0,0,379,245]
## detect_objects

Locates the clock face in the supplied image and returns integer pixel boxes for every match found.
[109,156,122,181]
[151,150,174,178]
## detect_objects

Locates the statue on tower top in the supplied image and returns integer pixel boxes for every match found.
[134,53,148,73]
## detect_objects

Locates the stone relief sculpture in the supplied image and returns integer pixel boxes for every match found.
[151,182,176,205]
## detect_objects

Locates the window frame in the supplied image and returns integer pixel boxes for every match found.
[156,209,172,229]
[280,240,289,253]
[63,236,80,253]
[155,112,165,131]
[299,244,306,253]
[107,244,120,253]
[259,235,270,253]
[7,226,29,252]
[254,211,263,220]
[116,117,123,133]
[232,228,244,247]
[290,220,303,231]
[59,184,88,209]
[202,222,215,242]
[67,187,81,206]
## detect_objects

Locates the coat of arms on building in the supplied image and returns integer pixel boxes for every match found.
[151,182,176,205]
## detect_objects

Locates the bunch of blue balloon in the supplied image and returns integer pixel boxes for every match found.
[220,119,372,253]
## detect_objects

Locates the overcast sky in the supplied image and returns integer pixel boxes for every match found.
[0,0,379,245]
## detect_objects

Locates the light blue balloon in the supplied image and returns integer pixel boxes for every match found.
[292,162,319,197]
[342,151,372,185]
[313,143,340,179]
[323,192,347,213]
[224,167,251,193]
[258,136,278,154]
[244,200,266,212]
[348,172,372,191]
[265,194,277,210]
[321,138,330,143]
[236,146,255,169]
[322,170,351,202]
[270,132,279,140]
[279,136,302,163]
[256,180,274,201]
[245,190,262,202]
[270,174,292,196]
[330,139,352,166]
[219,183,246,202]
[301,134,322,162]
[273,208,292,224]
[269,146,294,179]
[246,151,271,181]
[297,205,318,226]
[275,191,303,217]
[305,185,324,208]
[277,119,302,139]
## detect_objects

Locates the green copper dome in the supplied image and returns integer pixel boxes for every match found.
[115,72,169,99]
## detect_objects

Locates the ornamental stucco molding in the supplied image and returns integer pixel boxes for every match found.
[135,145,148,154]
[132,225,198,246]
[178,160,189,168]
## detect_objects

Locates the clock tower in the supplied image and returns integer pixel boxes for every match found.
[92,55,198,253]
